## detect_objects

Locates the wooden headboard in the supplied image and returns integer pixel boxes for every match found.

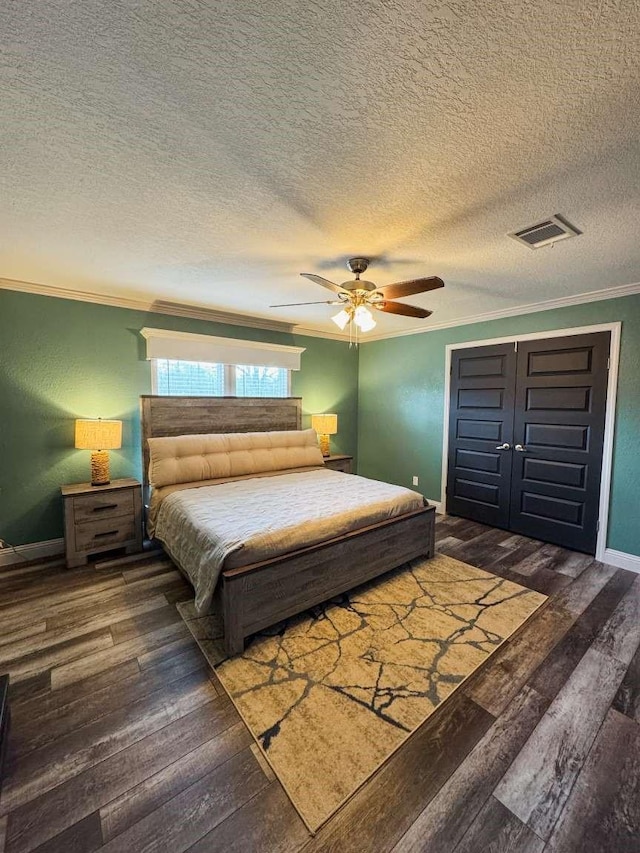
[140,396,303,489]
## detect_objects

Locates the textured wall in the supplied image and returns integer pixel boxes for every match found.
[0,290,359,545]
[4,286,639,557]
[357,294,640,557]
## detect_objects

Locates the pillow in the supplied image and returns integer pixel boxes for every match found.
[147,428,324,488]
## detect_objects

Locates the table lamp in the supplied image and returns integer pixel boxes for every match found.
[311,413,338,457]
[75,418,122,486]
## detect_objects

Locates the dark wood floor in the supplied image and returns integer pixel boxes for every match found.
[0,516,639,852]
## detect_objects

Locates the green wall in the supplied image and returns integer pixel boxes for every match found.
[3,286,639,557]
[357,294,640,557]
[0,289,359,545]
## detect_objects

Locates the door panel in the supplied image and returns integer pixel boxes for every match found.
[458,354,507,377]
[446,344,517,526]
[522,457,586,488]
[457,419,504,441]
[526,386,591,410]
[527,347,593,374]
[458,388,505,408]
[509,332,609,553]
[455,479,501,508]
[456,448,502,474]
[524,422,589,450]
[520,492,584,525]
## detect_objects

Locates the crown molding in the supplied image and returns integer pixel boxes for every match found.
[5,274,638,345]
[0,276,151,311]
[0,276,347,339]
[148,299,297,333]
[0,275,354,340]
[360,280,640,343]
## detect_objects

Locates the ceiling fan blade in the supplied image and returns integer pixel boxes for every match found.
[300,273,347,294]
[375,277,444,300]
[374,301,433,319]
[269,300,342,307]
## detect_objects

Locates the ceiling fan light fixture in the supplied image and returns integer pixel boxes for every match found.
[288,258,444,341]
[331,308,352,330]
[354,305,376,332]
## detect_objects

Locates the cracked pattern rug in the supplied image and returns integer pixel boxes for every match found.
[177,554,546,831]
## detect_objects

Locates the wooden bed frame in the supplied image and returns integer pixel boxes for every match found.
[140,395,436,655]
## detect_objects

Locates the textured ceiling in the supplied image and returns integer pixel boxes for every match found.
[1,0,640,336]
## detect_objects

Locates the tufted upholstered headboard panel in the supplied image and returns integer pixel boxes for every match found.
[147,429,323,488]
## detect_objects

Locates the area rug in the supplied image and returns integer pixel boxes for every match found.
[177,554,546,831]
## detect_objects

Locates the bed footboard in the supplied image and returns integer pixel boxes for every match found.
[221,505,436,655]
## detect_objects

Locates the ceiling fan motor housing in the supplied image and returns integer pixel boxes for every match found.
[346,257,370,275]
[343,258,376,290]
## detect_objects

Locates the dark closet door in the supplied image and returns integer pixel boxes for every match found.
[446,343,517,527]
[508,332,610,553]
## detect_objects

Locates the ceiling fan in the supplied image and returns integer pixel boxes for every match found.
[271,258,444,341]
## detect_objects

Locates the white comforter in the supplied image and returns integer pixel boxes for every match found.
[153,468,424,614]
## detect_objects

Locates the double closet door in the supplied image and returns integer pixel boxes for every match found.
[446,332,610,554]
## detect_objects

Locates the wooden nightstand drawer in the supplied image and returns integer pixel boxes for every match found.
[74,515,137,553]
[72,489,134,522]
[323,455,353,474]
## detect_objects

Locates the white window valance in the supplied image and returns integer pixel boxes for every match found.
[140,328,305,370]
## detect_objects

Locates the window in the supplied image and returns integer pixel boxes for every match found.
[155,359,225,396]
[153,359,290,397]
[235,364,289,397]
[142,328,303,397]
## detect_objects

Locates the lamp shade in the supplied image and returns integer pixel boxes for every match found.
[311,413,338,436]
[331,308,352,331]
[354,305,376,332]
[75,419,122,450]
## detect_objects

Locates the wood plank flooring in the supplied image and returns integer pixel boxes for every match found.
[0,517,638,852]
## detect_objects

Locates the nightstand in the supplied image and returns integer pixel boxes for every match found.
[323,454,354,474]
[61,478,143,568]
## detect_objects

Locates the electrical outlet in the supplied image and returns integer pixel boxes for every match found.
[412,476,419,486]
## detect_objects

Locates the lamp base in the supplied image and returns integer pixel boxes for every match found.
[319,434,331,457]
[90,451,111,486]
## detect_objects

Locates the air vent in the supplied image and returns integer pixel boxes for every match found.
[508,214,581,249]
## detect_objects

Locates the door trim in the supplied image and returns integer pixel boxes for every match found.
[440,322,622,562]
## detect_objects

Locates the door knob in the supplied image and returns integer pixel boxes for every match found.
[515,444,527,452]
[495,443,511,450]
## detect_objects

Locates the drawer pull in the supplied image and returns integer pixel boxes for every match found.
[93,530,119,539]
[92,504,119,512]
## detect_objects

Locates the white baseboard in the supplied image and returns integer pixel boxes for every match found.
[602,548,640,574]
[428,499,444,514]
[0,538,65,567]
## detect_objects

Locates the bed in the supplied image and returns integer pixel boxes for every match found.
[141,395,436,654]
